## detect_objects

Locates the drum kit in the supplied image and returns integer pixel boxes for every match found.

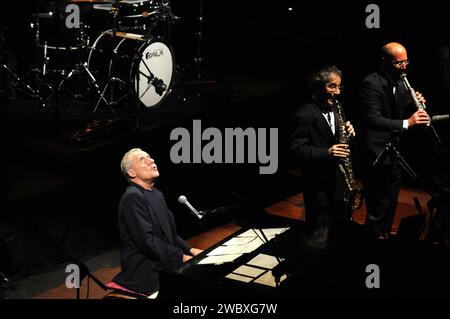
[1,0,179,113]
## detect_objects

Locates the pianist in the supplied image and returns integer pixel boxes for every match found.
[109,148,203,298]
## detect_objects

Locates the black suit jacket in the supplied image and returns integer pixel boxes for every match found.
[359,71,414,165]
[112,183,191,294]
[289,101,344,198]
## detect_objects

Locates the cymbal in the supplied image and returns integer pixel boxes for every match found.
[92,4,113,11]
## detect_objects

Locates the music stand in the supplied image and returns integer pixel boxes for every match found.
[373,137,439,241]
[373,137,418,180]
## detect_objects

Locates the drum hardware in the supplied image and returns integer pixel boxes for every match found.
[105,30,146,41]
[0,1,56,109]
[187,0,216,93]
[1,25,53,110]
[29,2,97,111]
[83,1,129,115]
[55,24,100,103]
[57,62,110,112]
[137,53,167,97]
[179,0,215,109]
[2,0,177,116]
[104,0,121,115]
[91,75,128,115]
[87,28,175,115]
[89,1,174,114]
[16,1,85,111]
[195,0,204,82]
[0,63,49,109]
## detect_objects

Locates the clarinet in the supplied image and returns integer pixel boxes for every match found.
[401,73,442,144]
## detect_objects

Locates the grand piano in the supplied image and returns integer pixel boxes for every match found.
[159,211,375,299]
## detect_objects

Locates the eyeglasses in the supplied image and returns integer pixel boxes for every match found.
[326,83,344,90]
[392,59,410,66]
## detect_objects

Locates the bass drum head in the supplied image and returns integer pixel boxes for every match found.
[135,41,174,108]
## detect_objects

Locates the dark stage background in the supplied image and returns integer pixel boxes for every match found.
[0,0,448,290]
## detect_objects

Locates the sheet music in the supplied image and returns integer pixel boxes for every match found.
[232,265,266,277]
[238,227,289,240]
[198,227,290,265]
[222,236,256,246]
[256,227,290,238]
[198,253,243,265]
[247,253,282,269]
[226,254,287,288]
[225,273,253,283]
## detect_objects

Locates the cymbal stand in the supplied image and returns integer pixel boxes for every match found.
[189,0,215,112]
[56,21,116,116]
[92,1,121,116]
[91,76,127,115]
[195,0,204,83]
[23,0,55,111]
[193,0,214,84]
[0,62,47,106]
[58,61,108,106]
[0,1,52,110]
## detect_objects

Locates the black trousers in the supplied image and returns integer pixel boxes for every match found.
[363,162,402,236]
[303,190,349,236]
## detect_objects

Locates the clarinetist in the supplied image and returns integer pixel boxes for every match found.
[359,42,430,240]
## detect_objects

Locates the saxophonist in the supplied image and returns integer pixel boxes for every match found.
[359,42,430,240]
[289,65,356,248]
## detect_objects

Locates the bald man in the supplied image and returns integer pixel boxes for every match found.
[359,42,430,239]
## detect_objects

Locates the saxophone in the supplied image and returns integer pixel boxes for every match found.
[334,98,364,214]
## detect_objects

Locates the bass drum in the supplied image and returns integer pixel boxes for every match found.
[87,30,175,108]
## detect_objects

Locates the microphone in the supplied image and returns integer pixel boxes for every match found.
[431,114,449,122]
[139,71,167,96]
[152,77,167,96]
[178,195,204,219]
